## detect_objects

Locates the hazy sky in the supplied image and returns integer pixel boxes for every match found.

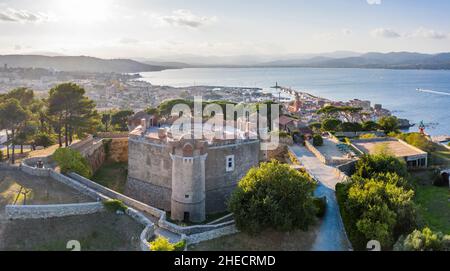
[0,0,449,58]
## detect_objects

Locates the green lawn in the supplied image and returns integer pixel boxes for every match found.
[92,161,128,193]
[415,184,450,234]
[429,142,450,167]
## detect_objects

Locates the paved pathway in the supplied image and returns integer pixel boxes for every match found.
[290,145,341,190]
[289,145,352,251]
[155,227,182,243]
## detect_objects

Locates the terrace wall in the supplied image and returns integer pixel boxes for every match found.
[5,202,104,220]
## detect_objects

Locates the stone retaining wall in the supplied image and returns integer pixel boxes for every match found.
[68,173,165,218]
[19,158,156,251]
[108,138,128,163]
[69,135,95,152]
[20,157,237,249]
[336,160,357,177]
[97,132,129,139]
[305,140,331,165]
[140,225,156,251]
[71,171,237,236]
[0,163,19,170]
[5,202,104,220]
[158,213,235,235]
[186,224,238,245]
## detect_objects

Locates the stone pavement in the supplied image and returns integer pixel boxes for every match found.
[289,145,352,251]
[289,145,341,190]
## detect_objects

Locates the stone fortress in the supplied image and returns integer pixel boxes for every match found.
[125,117,261,223]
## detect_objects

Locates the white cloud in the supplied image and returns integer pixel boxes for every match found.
[0,8,51,23]
[371,28,401,38]
[367,0,382,5]
[410,27,447,40]
[160,9,217,28]
[119,38,140,44]
[341,28,352,35]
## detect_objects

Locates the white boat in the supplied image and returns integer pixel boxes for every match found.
[417,88,450,96]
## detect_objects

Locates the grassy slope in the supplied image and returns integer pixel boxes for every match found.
[415,184,450,234]
[0,212,143,251]
[189,227,319,251]
[92,161,128,193]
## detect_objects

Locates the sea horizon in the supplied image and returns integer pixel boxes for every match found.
[138,67,450,136]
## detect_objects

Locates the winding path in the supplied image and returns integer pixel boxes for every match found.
[289,145,352,251]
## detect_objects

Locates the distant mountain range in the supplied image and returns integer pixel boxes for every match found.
[2,52,450,72]
[139,52,450,70]
[256,52,450,70]
[0,55,168,73]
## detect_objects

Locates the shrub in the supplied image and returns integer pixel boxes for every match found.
[0,150,3,161]
[340,122,363,132]
[354,154,408,179]
[359,133,377,139]
[313,134,323,146]
[228,160,317,234]
[344,137,351,145]
[149,236,175,251]
[103,199,127,212]
[378,116,399,133]
[337,169,416,250]
[52,148,93,178]
[322,118,342,132]
[288,151,301,165]
[173,239,187,251]
[397,133,435,153]
[149,236,186,251]
[394,228,450,251]
[362,121,379,132]
[33,132,56,148]
[435,172,449,187]
[313,197,327,218]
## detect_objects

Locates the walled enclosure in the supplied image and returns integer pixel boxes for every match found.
[126,135,260,223]
[71,137,129,173]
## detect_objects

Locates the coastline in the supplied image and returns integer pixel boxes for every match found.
[136,67,449,136]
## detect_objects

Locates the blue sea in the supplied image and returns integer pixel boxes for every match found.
[139,68,450,136]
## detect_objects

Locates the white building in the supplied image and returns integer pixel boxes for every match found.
[0,130,8,145]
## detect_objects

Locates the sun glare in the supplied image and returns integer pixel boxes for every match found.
[53,0,112,24]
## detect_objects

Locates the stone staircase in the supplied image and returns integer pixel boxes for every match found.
[154,227,182,243]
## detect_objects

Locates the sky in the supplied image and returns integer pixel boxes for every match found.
[0,0,449,59]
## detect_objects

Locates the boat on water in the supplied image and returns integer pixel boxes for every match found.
[417,88,450,96]
[417,88,433,92]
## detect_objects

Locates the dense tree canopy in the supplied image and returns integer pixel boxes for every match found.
[229,160,317,234]
[340,122,363,132]
[394,228,450,251]
[362,121,380,131]
[48,83,99,147]
[354,154,408,179]
[378,116,399,133]
[337,154,416,250]
[396,132,435,153]
[52,148,92,178]
[0,98,29,163]
[321,118,342,132]
[111,110,134,131]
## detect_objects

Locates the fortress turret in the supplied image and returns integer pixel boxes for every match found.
[169,139,208,222]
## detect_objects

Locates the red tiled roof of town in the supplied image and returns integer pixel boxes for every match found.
[279,115,296,126]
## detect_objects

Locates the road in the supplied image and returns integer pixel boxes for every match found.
[289,145,352,251]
